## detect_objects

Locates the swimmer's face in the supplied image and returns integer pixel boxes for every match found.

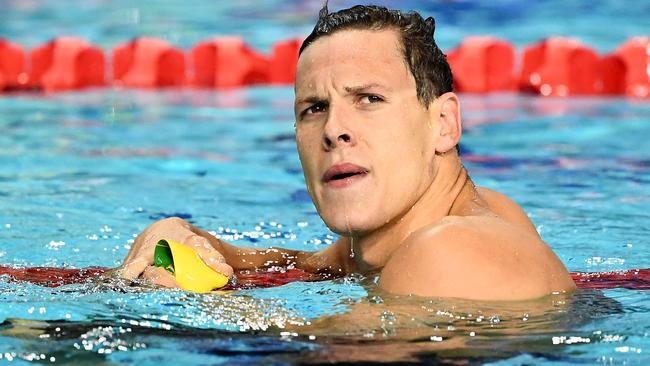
[294,29,440,236]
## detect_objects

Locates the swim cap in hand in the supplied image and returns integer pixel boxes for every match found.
[153,239,229,292]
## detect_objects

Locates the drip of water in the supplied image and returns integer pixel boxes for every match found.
[343,203,354,259]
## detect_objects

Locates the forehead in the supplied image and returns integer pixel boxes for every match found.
[295,29,411,93]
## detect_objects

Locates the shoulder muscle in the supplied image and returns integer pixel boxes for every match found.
[476,187,539,237]
[379,217,575,300]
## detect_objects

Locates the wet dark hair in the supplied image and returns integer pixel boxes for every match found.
[299,3,453,107]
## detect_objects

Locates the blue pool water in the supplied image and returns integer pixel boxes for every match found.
[1,0,649,364]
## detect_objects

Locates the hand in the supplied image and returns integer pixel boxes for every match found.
[119,217,234,287]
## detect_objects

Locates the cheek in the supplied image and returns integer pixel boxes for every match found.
[296,129,316,163]
[376,126,431,193]
[375,127,422,167]
[296,129,321,186]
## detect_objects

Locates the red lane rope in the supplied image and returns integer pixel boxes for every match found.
[1,36,648,96]
[570,269,650,290]
[0,265,325,290]
[0,265,648,291]
[0,266,108,288]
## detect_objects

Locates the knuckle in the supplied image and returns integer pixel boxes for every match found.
[168,217,187,225]
[185,234,209,248]
[155,217,185,228]
[142,266,155,277]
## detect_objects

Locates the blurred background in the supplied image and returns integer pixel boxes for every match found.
[1,0,649,53]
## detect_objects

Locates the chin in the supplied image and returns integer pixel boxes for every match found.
[319,208,384,237]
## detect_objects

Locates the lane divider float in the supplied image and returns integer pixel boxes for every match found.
[113,37,185,88]
[0,39,27,90]
[446,36,517,93]
[29,37,105,92]
[519,37,601,96]
[0,36,647,97]
[191,36,269,88]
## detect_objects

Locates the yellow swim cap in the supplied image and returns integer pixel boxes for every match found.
[153,239,229,292]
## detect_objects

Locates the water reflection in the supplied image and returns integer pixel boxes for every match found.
[0,273,625,364]
[288,277,624,363]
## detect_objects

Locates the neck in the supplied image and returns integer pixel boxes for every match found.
[348,152,475,272]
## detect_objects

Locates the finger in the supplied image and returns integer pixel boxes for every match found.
[207,261,234,278]
[143,266,179,288]
[124,225,155,264]
[119,256,150,280]
[122,231,158,271]
[184,234,234,277]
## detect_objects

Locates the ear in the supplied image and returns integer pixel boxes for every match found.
[430,92,462,154]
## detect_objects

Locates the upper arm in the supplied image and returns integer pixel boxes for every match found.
[379,223,516,300]
[298,238,353,274]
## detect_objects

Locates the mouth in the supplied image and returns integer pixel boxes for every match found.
[323,163,369,187]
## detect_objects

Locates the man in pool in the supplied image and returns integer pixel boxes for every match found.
[119,4,576,300]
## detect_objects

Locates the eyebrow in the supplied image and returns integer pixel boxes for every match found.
[295,83,392,106]
[343,83,392,94]
[295,95,326,106]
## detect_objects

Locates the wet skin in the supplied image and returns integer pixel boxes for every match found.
[120,29,575,301]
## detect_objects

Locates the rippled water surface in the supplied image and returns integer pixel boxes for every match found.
[0,90,648,365]
[1,0,649,364]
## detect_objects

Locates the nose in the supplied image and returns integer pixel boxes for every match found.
[322,106,356,151]
[323,132,352,150]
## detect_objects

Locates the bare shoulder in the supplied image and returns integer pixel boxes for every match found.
[380,215,575,301]
[475,186,539,237]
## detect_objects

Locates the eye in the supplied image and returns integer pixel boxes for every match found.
[301,102,328,118]
[359,94,384,105]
